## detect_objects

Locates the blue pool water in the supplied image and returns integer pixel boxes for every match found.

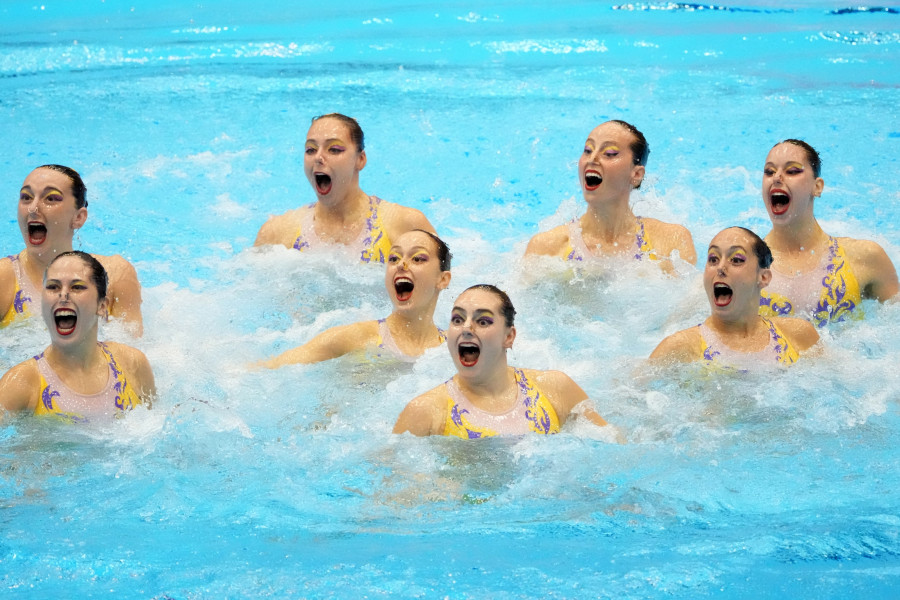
[2,1,900,597]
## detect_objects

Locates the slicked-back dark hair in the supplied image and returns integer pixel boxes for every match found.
[311,113,365,151]
[463,284,516,327]
[37,164,87,208]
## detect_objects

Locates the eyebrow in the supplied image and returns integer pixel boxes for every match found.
[708,245,748,253]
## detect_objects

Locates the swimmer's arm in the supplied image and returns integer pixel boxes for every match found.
[648,328,701,363]
[846,239,899,302]
[385,203,436,237]
[254,212,298,248]
[538,369,609,428]
[524,225,568,258]
[102,255,144,336]
[260,321,378,368]
[774,317,820,354]
[392,388,445,436]
[668,224,697,266]
[0,258,15,320]
[0,361,41,417]
[107,342,157,402]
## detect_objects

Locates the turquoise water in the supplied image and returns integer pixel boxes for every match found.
[2,1,900,597]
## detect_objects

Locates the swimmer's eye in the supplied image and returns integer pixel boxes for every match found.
[763,167,775,176]
[71,283,89,291]
[450,314,464,325]
[603,149,620,158]
[707,254,719,265]
[44,282,60,292]
[476,317,493,326]
[19,192,33,203]
[412,254,428,263]
[387,254,401,263]
[327,145,345,154]
[730,255,746,265]
[304,146,317,155]
[583,146,593,155]
[45,193,63,203]
[786,167,803,175]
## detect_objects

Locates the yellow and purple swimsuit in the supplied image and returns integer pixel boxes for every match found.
[443,368,560,439]
[760,237,862,328]
[33,342,142,423]
[292,195,393,263]
[564,216,658,262]
[698,318,800,370]
[1,254,38,328]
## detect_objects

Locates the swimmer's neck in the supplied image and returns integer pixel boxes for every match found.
[706,314,767,340]
[385,311,442,348]
[454,365,516,407]
[766,219,828,256]
[580,203,637,243]
[22,244,74,284]
[45,339,105,377]
[313,187,369,225]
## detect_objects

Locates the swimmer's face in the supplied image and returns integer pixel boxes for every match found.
[579,121,645,201]
[447,288,515,375]
[18,168,87,259]
[304,117,367,201]
[704,228,771,318]
[385,230,451,311]
[762,143,823,226]
[41,255,108,345]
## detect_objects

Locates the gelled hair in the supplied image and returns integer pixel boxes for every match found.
[463,284,516,327]
[413,229,452,272]
[730,227,773,269]
[777,139,821,178]
[608,119,650,167]
[311,113,365,151]
[36,164,87,208]
[46,250,108,299]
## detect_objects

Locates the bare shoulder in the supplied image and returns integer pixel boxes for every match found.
[254,206,307,247]
[838,236,899,300]
[94,253,137,284]
[642,217,697,264]
[0,358,42,414]
[525,223,570,258]
[771,316,819,352]
[104,341,151,372]
[649,326,702,362]
[393,384,448,436]
[379,199,435,238]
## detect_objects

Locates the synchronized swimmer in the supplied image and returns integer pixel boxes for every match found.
[1,114,897,433]
[0,251,155,423]
[1,165,144,335]
[651,227,819,369]
[393,285,610,438]
[525,120,696,271]
[254,113,435,263]
[758,140,898,327]
[260,230,452,367]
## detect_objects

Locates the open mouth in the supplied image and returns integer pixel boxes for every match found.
[394,276,414,302]
[584,169,603,191]
[314,172,332,195]
[54,308,77,336]
[27,222,47,245]
[458,342,480,367]
[770,191,790,215]
[713,283,733,307]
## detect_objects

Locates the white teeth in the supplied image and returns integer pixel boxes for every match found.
[55,309,76,317]
[395,277,413,284]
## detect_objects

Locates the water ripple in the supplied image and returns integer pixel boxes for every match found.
[613,3,791,13]
[820,30,900,45]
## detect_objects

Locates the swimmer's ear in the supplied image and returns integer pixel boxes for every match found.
[96,295,110,320]
[758,267,772,289]
[503,326,516,350]
[631,165,645,189]
[356,149,367,172]
[71,206,88,230]
[813,176,824,199]
[437,270,451,290]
